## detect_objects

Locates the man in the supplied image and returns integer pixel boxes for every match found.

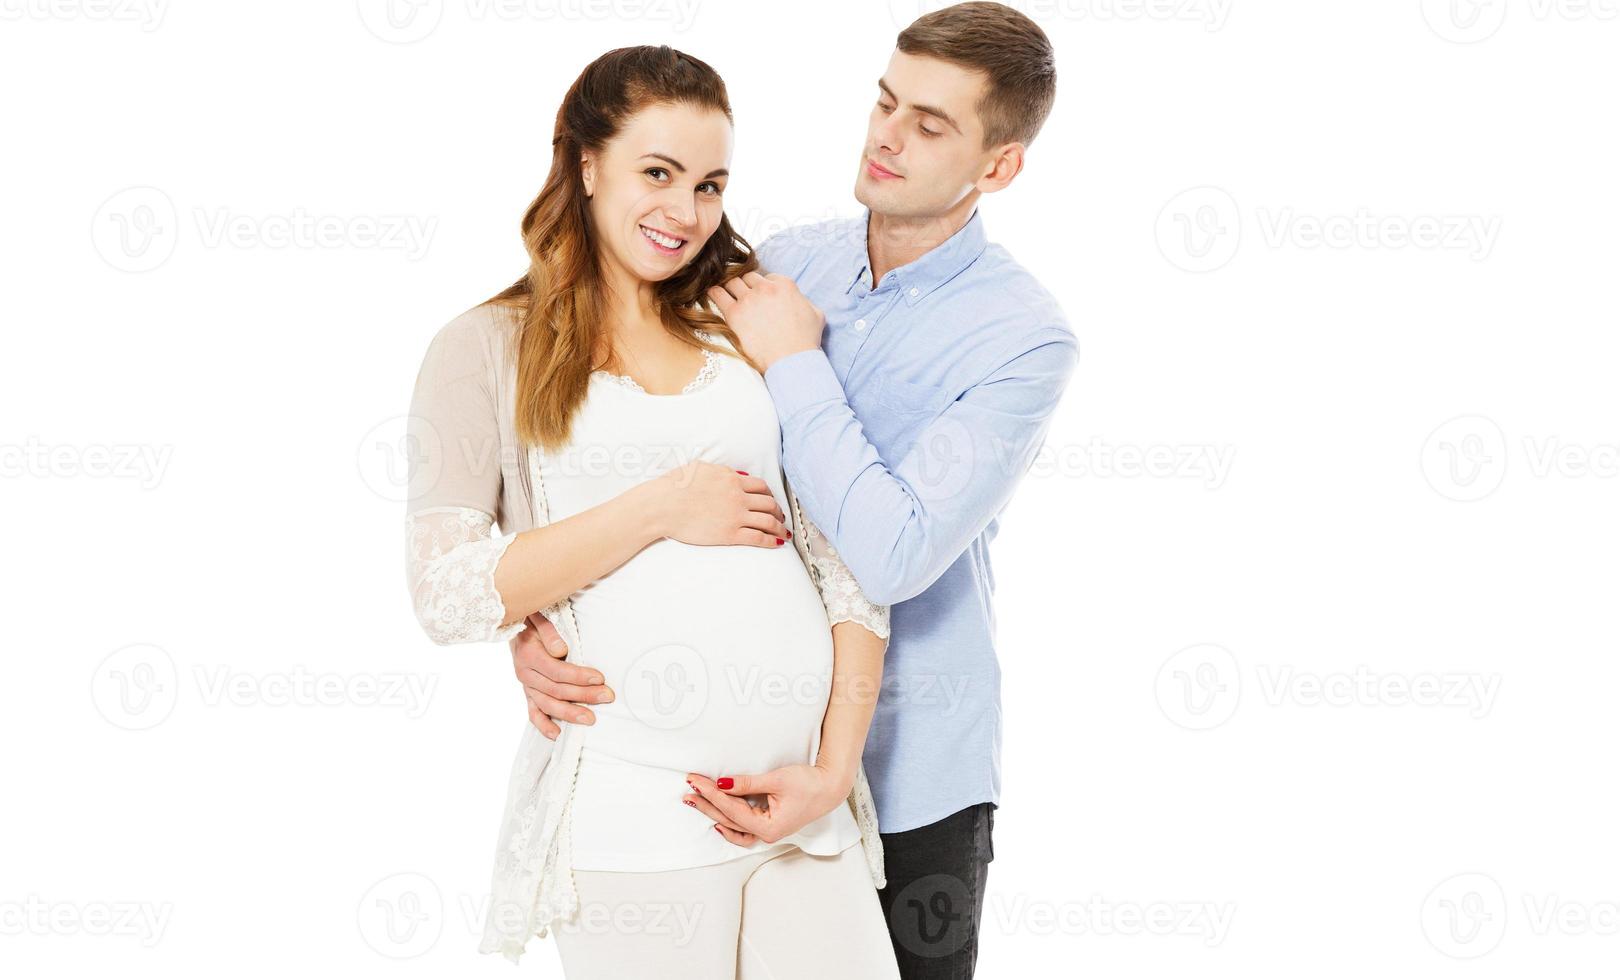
[511,5,1075,976]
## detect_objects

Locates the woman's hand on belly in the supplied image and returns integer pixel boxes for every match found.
[655,462,792,548]
[681,765,853,846]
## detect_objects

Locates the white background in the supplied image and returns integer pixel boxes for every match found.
[3,0,1618,976]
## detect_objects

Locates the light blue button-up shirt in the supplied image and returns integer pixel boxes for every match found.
[757,207,1078,833]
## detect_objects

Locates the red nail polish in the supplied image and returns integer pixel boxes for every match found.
[685,799,696,808]
[713,825,723,835]
[716,777,734,790]
[775,538,784,546]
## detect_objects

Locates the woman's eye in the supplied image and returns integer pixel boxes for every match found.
[645,167,668,180]
[698,182,722,195]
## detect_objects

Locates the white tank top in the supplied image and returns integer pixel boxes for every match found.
[539,331,860,871]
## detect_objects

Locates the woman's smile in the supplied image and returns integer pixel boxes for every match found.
[639,223,687,255]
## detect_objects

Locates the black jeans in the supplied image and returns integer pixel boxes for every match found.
[877,802,996,980]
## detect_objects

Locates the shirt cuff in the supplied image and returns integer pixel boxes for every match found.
[763,348,846,425]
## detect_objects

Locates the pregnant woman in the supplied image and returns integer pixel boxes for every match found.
[402,46,900,980]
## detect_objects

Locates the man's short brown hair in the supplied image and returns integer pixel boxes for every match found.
[897,2,1057,148]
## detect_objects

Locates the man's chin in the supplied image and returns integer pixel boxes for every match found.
[853,178,897,213]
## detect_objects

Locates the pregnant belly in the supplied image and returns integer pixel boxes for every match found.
[563,537,835,776]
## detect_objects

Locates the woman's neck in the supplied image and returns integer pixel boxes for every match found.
[596,258,667,369]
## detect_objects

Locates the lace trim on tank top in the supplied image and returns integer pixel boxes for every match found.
[591,331,723,395]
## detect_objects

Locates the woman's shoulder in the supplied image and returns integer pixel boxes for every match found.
[696,327,740,356]
[414,304,521,392]
[420,301,523,374]
[440,300,522,345]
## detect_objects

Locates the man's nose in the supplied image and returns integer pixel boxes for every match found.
[873,115,903,156]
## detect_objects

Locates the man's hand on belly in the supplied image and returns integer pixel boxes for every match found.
[511,614,613,739]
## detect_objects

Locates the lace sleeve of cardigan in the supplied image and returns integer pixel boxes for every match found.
[403,311,527,646]
[786,480,890,640]
[405,507,527,646]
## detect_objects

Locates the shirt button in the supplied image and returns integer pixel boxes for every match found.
[908,287,919,297]
[854,319,867,330]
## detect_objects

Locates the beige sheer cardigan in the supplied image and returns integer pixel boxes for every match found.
[401,304,887,964]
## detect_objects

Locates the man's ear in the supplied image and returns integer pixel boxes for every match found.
[974,142,1026,195]
[580,150,596,198]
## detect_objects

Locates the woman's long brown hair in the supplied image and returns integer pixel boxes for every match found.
[487,45,759,451]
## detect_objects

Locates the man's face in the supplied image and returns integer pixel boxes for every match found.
[854,49,996,220]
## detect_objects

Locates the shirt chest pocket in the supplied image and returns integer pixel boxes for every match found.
[877,375,951,414]
[863,375,952,453]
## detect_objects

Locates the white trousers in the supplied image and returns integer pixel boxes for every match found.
[551,841,901,980]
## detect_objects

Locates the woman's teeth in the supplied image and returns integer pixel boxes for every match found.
[640,225,685,250]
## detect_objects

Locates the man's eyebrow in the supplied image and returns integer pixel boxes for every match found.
[639,152,728,180]
[876,78,963,134]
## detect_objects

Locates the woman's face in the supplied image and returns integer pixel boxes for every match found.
[582,102,734,287]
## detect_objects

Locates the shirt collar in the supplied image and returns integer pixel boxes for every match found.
[844,206,989,306]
